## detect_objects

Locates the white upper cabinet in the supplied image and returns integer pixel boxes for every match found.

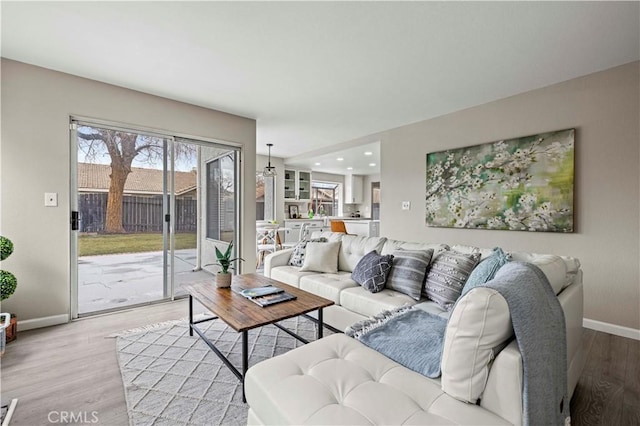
[284,169,312,201]
[344,174,363,204]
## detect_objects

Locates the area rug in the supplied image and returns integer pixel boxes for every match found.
[116,316,323,426]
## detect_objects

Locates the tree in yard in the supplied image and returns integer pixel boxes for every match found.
[78,127,195,234]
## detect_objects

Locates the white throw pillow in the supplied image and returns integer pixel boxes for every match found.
[440,287,514,403]
[300,241,341,273]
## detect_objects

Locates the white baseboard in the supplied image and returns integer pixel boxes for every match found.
[18,314,69,331]
[583,318,640,340]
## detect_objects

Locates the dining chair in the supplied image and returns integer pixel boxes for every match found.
[256,226,279,268]
[330,220,350,234]
[281,222,312,249]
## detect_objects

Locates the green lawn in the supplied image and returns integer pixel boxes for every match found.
[79,233,197,256]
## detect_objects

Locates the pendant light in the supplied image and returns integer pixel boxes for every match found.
[263,143,277,177]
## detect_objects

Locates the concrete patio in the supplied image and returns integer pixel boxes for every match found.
[78,248,213,314]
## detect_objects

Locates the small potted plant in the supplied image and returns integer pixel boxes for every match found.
[211,241,243,288]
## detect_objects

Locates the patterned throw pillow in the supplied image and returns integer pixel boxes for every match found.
[386,249,434,300]
[460,247,511,297]
[352,250,395,293]
[424,250,481,310]
[288,237,327,267]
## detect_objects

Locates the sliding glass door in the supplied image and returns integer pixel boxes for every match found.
[70,121,241,317]
[172,139,239,298]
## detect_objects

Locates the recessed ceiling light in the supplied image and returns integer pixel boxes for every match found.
[369,163,376,167]
[314,162,321,166]
[364,151,373,156]
[347,167,353,170]
[337,157,344,161]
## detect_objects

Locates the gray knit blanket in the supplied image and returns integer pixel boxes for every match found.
[482,262,568,426]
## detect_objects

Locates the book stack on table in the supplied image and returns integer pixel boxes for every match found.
[238,286,297,307]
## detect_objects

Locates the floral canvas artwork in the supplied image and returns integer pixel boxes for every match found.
[426,129,574,232]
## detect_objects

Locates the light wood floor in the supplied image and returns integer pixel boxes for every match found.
[1,300,639,425]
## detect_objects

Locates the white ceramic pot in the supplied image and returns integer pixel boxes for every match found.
[216,273,232,288]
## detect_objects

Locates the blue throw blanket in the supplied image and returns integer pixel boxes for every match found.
[345,306,447,378]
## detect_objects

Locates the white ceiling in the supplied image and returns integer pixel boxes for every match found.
[2,2,639,169]
[286,141,380,176]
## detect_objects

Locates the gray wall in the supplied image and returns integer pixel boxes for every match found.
[0,59,257,326]
[377,62,639,331]
[356,173,381,218]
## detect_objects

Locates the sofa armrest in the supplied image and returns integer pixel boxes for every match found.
[556,272,584,398]
[264,249,294,277]
[480,340,523,426]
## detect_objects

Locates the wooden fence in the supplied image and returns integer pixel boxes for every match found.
[79,193,197,233]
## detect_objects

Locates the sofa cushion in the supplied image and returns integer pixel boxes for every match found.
[385,249,434,300]
[509,252,567,295]
[424,250,481,310]
[461,247,510,297]
[288,237,328,267]
[561,256,581,289]
[338,235,387,272]
[450,244,495,260]
[300,241,341,273]
[441,287,513,404]
[299,272,358,305]
[381,239,449,257]
[413,300,451,320]
[270,266,318,288]
[452,247,573,295]
[340,286,417,318]
[351,250,394,293]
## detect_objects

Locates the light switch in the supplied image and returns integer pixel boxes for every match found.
[45,192,58,207]
[402,201,411,210]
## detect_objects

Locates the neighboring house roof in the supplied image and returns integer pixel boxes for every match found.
[78,163,197,196]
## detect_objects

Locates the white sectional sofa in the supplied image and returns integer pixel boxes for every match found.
[246,232,585,425]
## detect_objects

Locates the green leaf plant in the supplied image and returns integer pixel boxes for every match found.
[207,241,244,274]
[0,236,17,301]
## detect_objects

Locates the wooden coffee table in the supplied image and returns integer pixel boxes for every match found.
[183,273,334,402]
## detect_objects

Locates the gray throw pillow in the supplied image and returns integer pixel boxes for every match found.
[460,247,510,297]
[352,250,394,293]
[424,250,481,310]
[288,237,327,267]
[386,249,434,300]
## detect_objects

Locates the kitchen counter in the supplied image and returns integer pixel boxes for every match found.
[326,216,372,220]
[282,218,379,237]
[344,220,380,237]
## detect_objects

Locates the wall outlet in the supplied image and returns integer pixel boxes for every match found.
[402,201,411,210]
[45,192,58,207]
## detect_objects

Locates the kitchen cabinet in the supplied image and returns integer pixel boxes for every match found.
[344,174,364,204]
[283,219,327,243]
[284,169,312,201]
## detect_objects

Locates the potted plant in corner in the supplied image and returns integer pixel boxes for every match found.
[0,236,18,352]
[212,241,243,288]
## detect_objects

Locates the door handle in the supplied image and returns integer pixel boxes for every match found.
[71,211,79,231]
